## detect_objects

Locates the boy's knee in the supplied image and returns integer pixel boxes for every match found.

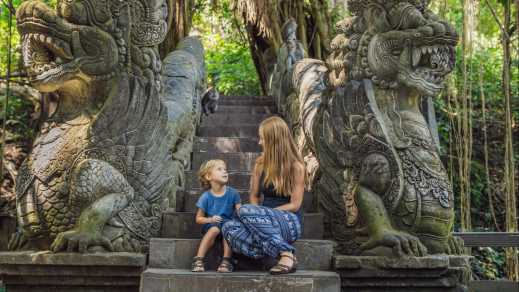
[207,226,221,235]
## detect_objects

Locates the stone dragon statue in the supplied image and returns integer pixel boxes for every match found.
[293,0,464,256]
[9,0,205,252]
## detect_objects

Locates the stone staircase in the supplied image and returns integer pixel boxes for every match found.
[140,96,340,291]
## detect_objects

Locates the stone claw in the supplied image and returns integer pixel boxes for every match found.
[8,230,28,251]
[50,229,113,253]
[446,235,465,255]
[360,229,428,257]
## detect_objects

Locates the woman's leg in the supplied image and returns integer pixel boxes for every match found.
[237,204,302,258]
[221,220,265,259]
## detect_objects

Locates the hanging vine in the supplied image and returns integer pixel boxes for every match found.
[0,0,13,192]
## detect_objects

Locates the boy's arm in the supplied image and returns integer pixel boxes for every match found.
[195,208,214,225]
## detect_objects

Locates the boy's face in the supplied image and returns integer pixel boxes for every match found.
[208,162,228,185]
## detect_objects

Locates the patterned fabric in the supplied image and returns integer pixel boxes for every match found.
[222,204,302,258]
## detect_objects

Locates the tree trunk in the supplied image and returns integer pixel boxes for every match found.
[159,0,195,59]
[502,0,518,281]
[458,0,477,232]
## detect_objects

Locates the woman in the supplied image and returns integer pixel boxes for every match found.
[222,116,305,275]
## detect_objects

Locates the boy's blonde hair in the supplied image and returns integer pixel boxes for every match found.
[198,159,226,190]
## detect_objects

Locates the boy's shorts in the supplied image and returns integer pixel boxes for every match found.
[202,221,227,234]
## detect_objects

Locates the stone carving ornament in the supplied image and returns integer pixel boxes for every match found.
[9,0,205,252]
[293,0,464,256]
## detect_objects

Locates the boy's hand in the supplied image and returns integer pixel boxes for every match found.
[210,215,223,223]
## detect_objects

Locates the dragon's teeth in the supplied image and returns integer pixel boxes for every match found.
[412,48,422,67]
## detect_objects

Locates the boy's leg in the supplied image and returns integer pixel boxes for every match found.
[217,237,234,273]
[222,237,232,258]
[196,226,221,257]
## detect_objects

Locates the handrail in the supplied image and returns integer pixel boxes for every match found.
[453,232,519,247]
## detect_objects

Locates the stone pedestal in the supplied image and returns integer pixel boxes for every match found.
[0,216,15,251]
[334,255,471,292]
[140,269,341,292]
[0,251,145,292]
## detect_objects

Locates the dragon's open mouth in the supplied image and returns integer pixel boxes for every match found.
[21,31,74,83]
[411,45,454,85]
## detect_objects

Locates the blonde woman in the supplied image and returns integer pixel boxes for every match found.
[222,116,305,275]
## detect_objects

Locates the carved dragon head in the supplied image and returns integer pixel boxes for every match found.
[17,0,170,93]
[328,0,458,96]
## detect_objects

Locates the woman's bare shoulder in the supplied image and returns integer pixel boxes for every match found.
[292,161,305,173]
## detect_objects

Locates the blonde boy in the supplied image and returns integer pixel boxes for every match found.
[192,159,241,272]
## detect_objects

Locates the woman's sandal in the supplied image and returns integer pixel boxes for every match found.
[217,257,234,273]
[191,256,205,272]
[269,253,297,275]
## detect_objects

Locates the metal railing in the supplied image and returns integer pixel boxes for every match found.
[454,232,519,292]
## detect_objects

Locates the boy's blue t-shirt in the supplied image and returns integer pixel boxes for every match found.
[196,186,241,231]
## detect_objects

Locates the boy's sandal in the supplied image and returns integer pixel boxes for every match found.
[217,257,234,273]
[191,256,205,272]
[269,253,297,275]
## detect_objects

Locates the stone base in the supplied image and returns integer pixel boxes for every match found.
[0,251,145,292]
[0,216,16,251]
[334,255,472,292]
[140,269,341,292]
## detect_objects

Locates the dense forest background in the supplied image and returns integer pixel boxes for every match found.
[1,0,518,281]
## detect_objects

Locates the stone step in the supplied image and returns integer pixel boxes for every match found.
[148,238,334,271]
[198,125,258,137]
[201,113,274,126]
[140,269,340,292]
[220,96,273,103]
[161,210,324,239]
[194,137,261,153]
[222,95,272,101]
[217,105,276,114]
[185,171,250,190]
[192,152,260,172]
[219,99,275,106]
[178,190,317,213]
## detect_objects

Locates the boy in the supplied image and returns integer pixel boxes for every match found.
[192,159,241,272]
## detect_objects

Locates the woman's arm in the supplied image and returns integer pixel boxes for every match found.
[275,162,305,213]
[249,162,262,205]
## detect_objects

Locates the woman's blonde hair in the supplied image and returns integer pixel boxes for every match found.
[257,116,304,196]
[198,159,226,190]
